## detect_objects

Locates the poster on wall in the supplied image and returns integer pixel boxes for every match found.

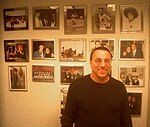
[8,66,27,91]
[119,66,144,87]
[4,39,29,62]
[127,92,142,116]
[3,7,29,31]
[32,65,54,82]
[64,5,87,34]
[92,4,115,34]
[33,6,60,30]
[120,4,143,32]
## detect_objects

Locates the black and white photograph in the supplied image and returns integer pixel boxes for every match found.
[92,4,115,34]
[32,65,54,82]
[119,66,144,87]
[119,39,144,60]
[64,5,87,34]
[59,38,86,62]
[3,7,29,31]
[32,39,55,60]
[9,66,27,91]
[120,4,143,32]
[4,39,29,62]
[61,66,84,84]
[33,6,59,30]
[127,92,142,116]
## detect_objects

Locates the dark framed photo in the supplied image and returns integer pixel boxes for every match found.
[32,65,54,82]
[119,39,144,60]
[119,66,144,87]
[64,5,87,34]
[3,7,29,31]
[127,92,142,116]
[90,39,115,58]
[4,39,29,62]
[33,6,60,30]
[92,4,115,34]
[8,66,27,91]
[32,39,55,60]
[120,4,143,32]
[60,66,84,84]
[59,38,86,62]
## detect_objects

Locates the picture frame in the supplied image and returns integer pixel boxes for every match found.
[120,4,143,32]
[4,39,29,62]
[127,92,142,116]
[119,66,144,87]
[90,39,115,58]
[32,65,54,82]
[32,39,55,60]
[8,65,27,91]
[119,39,144,60]
[3,7,29,31]
[92,4,115,34]
[64,5,87,34]
[33,6,60,30]
[61,87,68,112]
[60,66,84,84]
[59,38,86,62]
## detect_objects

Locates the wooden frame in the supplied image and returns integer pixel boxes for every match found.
[32,39,55,60]
[3,7,29,31]
[119,66,144,87]
[33,6,60,30]
[64,5,87,34]
[8,65,27,91]
[92,4,115,34]
[120,4,143,32]
[59,38,86,62]
[4,39,29,62]
[32,65,54,82]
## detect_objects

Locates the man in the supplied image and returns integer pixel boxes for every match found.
[33,44,44,58]
[131,43,143,58]
[61,47,132,127]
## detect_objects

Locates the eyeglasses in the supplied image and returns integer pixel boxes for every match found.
[93,58,111,65]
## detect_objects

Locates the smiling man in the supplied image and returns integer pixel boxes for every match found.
[61,47,132,127]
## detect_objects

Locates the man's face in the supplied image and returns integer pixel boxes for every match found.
[90,50,111,80]
[127,12,134,21]
[131,44,136,50]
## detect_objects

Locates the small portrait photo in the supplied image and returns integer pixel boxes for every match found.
[8,66,27,91]
[92,4,115,34]
[32,65,54,82]
[33,6,59,30]
[120,4,143,32]
[4,39,29,62]
[64,5,87,34]
[119,66,144,87]
[90,39,115,58]
[32,39,55,60]
[127,92,142,116]
[61,87,68,112]
[119,40,144,60]
[59,38,86,62]
[3,7,29,31]
[61,66,84,84]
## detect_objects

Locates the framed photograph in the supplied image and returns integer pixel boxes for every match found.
[4,39,29,62]
[33,6,59,30]
[8,66,27,91]
[61,87,68,112]
[32,65,54,82]
[59,38,86,62]
[127,92,142,116]
[119,39,144,60]
[119,66,144,87]
[32,39,55,60]
[61,66,84,84]
[3,7,29,31]
[120,4,143,32]
[64,5,87,34]
[92,4,115,34]
[90,39,115,58]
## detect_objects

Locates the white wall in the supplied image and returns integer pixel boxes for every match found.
[0,0,149,127]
